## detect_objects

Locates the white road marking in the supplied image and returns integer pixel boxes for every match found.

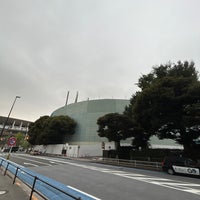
[115,175,169,181]
[160,182,200,186]
[68,186,102,200]
[0,191,7,195]
[150,181,200,195]
[114,173,146,176]
[11,154,52,166]
[66,160,200,196]
[23,162,38,167]
[127,177,170,181]
[15,155,200,196]
[10,154,101,200]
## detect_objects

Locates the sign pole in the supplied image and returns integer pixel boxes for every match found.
[7,137,17,160]
[7,146,12,160]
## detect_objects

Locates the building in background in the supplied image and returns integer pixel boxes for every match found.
[50,99,130,157]
[0,116,31,134]
[0,116,32,145]
[0,99,182,157]
[34,98,182,157]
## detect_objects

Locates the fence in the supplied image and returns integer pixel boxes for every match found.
[0,157,94,200]
[93,157,162,171]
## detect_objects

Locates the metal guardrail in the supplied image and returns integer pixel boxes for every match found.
[93,157,162,171]
[0,157,93,200]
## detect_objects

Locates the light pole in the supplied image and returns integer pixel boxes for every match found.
[0,96,21,139]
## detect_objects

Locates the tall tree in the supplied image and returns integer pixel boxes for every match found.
[43,115,76,145]
[124,94,150,149]
[126,61,200,158]
[28,116,49,145]
[28,115,76,145]
[97,113,134,152]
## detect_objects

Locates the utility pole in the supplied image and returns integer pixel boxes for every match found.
[0,96,21,139]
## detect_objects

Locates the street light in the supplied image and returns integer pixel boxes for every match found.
[0,96,21,139]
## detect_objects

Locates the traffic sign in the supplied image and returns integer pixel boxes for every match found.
[7,137,17,147]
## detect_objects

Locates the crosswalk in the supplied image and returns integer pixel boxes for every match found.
[8,154,200,196]
[64,161,200,196]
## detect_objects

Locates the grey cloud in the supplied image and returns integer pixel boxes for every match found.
[0,0,200,121]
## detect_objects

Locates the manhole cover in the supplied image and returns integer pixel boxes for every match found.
[0,190,7,195]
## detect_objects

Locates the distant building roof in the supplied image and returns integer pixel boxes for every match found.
[0,116,32,127]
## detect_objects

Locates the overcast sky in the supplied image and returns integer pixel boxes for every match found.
[0,0,200,122]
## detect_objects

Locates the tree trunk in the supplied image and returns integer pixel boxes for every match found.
[115,141,121,158]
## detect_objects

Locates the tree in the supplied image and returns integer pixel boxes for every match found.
[28,116,49,145]
[43,116,76,145]
[130,127,150,150]
[15,132,30,149]
[28,115,76,145]
[126,61,200,158]
[97,113,134,152]
[124,94,150,150]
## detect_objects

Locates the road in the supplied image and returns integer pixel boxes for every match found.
[2,153,200,200]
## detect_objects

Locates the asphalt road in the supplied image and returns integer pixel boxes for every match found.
[3,153,200,200]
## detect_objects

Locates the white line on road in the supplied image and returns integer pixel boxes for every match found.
[68,186,102,200]
[0,191,7,195]
[112,173,146,176]
[15,155,200,196]
[11,154,52,166]
[23,162,39,167]
[116,174,200,195]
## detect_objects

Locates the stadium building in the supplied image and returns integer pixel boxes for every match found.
[0,116,32,148]
[50,99,130,157]
[0,116,31,135]
[35,98,181,157]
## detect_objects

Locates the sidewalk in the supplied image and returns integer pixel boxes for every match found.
[0,172,29,200]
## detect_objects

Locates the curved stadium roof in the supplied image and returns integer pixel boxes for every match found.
[51,99,129,144]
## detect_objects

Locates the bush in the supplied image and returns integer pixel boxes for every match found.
[130,149,183,162]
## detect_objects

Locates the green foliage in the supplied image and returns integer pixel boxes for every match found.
[126,61,200,158]
[15,132,25,146]
[15,132,31,149]
[130,149,183,162]
[97,113,134,151]
[124,94,151,150]
[28,115,76,145]
[28,116,49,145]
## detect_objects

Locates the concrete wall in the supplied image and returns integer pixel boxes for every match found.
[34,143,103,157]
[34,144,65,155]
